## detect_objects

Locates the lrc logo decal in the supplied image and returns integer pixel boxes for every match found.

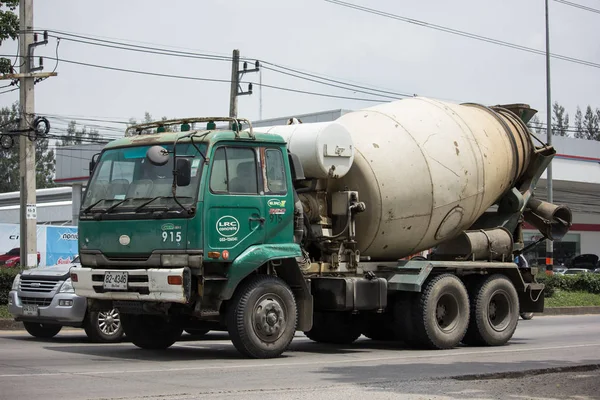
[216,216,240,237]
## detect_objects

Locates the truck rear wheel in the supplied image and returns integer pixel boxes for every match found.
[463,274,519,346]
[121,314,182,350]
[393,293,420,347]
[304,311,361,344]
[362,314,396,341]
[23,322,62,339]
[227,275,297,359]
[412,274,470,349]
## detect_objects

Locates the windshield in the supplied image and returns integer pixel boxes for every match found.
[81,143,206,213]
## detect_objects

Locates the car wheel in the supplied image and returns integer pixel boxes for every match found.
[84,309,124,343]
[23,322,62,338]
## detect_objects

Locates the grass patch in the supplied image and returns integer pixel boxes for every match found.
[546,290,600,307]
[0,305,11,319]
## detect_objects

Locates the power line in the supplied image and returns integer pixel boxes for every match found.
[323,0,600,69]
[553,0,600,14]
[39,55,392,103]
[36,29,413,100]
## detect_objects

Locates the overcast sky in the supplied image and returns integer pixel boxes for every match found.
[0,0,598,139]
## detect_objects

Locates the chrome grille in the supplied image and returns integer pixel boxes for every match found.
[19,279,60,293]
[20,297,52,306]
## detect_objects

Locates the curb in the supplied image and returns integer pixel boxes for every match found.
[536,306,600,316]
[0,319,23,330]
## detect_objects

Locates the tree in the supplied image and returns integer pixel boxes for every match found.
[527,115,543,134]
[59,120,100,146]
[551,101,569,137]
[0,102,55,193]
[582,105,599,141]
[574,106,584,139]
[0,1,19,74]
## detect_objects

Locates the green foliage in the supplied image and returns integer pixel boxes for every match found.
[545,291,600,307]
[0,304,10,318]
[0,0,19,74]
[551,102,569,137]
[59,120,100,146]
[126,112,174,136]
[537,273,600,297]
[0,267,19,305]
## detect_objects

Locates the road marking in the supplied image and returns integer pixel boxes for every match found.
[0,342,599,378]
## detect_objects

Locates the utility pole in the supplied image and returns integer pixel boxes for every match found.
[228,49,259,127]
[545,0,554,271]
[229,49,240,121]
[19,0,37,269]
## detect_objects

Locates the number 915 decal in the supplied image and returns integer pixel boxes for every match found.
[162,231,182,242]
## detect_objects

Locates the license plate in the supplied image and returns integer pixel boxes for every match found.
[103,271,128,290]
[22,304,38,316]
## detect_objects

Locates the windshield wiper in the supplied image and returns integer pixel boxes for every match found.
[134,196,169,213]
[81,199,106,214]
[135,196,193,213]
[103,198,132,214]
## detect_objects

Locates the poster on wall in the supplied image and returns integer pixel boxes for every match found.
[45,226,79,265]
[0,223,76,267]
[0,223,47,266]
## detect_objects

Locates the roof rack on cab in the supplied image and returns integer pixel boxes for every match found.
[125,117,255,139]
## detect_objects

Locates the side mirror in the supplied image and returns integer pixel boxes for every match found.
[89,153,100,174]
[147,145,169,166]
[176,158,192,187]
[288,152,305,181]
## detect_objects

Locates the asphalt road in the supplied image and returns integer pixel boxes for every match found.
[0,315,599,400]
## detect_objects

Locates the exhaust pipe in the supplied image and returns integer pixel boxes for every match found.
[524,198,572,241]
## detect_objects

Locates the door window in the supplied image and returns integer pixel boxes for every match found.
[264,149,287,194]
[210,147,258,195]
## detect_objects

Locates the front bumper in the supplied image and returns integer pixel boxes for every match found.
[8,290,87,326]
[72,267,190,303]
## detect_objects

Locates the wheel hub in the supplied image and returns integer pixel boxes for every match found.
[254,297,286,342]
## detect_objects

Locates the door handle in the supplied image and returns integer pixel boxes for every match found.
[249,216,265,224]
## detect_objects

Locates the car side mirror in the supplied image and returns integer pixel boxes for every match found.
[176,158,191,187]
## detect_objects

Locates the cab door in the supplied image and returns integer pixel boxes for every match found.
[204,145,265,261]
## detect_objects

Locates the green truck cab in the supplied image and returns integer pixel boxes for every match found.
[73,118,312,357]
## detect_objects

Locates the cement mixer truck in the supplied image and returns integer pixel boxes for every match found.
[71,97,571,358]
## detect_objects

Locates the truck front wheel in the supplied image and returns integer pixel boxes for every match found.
[463,274,519,346]
[227,275,297,359]
[23,322,62,339]
[121,314,182,350]
[413,274,470,349]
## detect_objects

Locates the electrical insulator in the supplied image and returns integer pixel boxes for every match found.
[243,61,248,71]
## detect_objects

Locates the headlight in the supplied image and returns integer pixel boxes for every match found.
[59,278,75,293]
[11,274,20,290]
[6,259,16,266]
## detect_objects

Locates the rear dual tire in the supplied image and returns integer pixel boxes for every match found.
[463,274,519,346]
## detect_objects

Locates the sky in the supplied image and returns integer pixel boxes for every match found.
[0,0,599,140]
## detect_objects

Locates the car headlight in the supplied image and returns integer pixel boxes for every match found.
[6,258,16,266]
[59,278,75,293]
[11,274,20,290]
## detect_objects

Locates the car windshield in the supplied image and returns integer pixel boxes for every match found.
[81,142,206,213]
